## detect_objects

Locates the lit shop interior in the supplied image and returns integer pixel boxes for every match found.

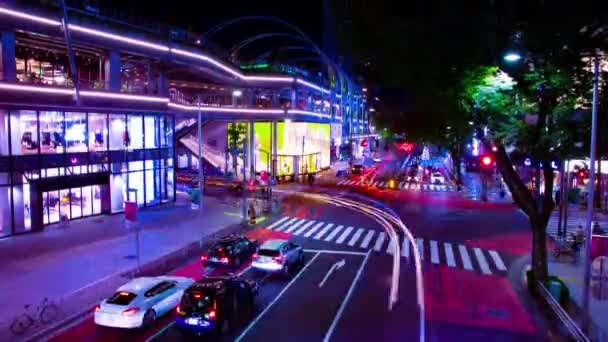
[0,109,175,237]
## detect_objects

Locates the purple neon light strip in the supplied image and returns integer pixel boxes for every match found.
[0,6,335,95]
[287,109,331,119]
[80,90,169,102]
[0,83,74,94]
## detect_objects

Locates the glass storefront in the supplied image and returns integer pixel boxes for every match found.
[0,109,175,235]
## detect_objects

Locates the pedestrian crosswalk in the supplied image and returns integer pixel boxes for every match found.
[336,179,455,192]
[263,215,509,275]
[546,214,588,238]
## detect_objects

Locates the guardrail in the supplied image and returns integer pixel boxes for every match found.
[537,280,590,342]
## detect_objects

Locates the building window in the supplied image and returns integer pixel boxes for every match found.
[126,114,143,149]
[0,110,9,156]
[109,114,126,150]
[13,176,32,233]
[65,112,87,152]
[11,110,38,155]
[0,186,12,237]
[144,115,158,148]
[88,113,108,151]
[39,111,65,154]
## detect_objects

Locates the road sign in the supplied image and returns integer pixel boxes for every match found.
[591,256,608,300]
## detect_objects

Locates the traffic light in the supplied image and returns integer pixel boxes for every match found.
[361,139,368,147]
[481,155,493,167]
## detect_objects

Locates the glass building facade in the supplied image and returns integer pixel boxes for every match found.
[0,109,175,237]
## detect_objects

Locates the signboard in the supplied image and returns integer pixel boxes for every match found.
[125,201,137,222]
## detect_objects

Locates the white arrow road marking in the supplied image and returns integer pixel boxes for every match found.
[318,259,346,288]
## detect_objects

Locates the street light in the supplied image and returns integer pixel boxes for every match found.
[503,52,522,62]
[232,89,243,97]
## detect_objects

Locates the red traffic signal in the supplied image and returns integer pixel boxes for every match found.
[481,156,493,167]
[361,139,368,147]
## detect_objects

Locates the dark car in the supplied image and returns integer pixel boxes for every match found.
[175,276,258,336]
[200,235,258,268]
[351,164,364,175]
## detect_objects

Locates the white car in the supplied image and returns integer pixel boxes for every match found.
[430,172,445,185]
[94,276,194,329]
[252,239,304,274]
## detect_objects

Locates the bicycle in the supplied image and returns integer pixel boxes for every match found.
[10,297,59,336]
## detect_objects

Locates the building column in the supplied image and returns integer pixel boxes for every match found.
[1,31,17,81]
[249,120,255,179]
[158,70,168,96]
[291,83,299,109]
[146,63,154,94]
[272,120,278,183]
[104,49,121,91]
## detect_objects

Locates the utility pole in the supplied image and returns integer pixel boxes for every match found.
[197,95,203,211]
[241,123,248,221]
[582,50,600,321]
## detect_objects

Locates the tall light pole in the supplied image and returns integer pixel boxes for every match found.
[582,50,601,319]
[197,94,204,211]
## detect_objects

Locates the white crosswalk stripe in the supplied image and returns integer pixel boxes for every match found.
[489,250,507,271]
[399,181,405,189]
[266,216,290,229]
[416,238,424,260]
[373,232,386,251]
[323,225,344,242]
[336,226,354,244]
[348,228,365,246]
[430,240,440,264]
[474,248,492,275]
[459,244,473,270]
[444,242,456,267]
[360,230,375,249]
[294,220,316,235]
[274,217,299,231]
[303,221,325,238]
[313,223,334,240]
[283,219,307,233]
[401,238,410,258]
[262,216,510,275]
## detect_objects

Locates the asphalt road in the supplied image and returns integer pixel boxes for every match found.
[48,163,549,342]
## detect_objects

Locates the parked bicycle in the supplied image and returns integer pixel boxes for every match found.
[553,232,584,264]
[10,297,59,336]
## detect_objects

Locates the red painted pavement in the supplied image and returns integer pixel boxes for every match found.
[424,265,537,335]
[465,232,532,256]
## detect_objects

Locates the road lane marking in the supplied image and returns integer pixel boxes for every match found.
[235,253,321,342]
[274,217,299,231]
[313,223,335,240]
[489,250,507,271]
[360,230,375,249]
[283,218,307,233]
[323,249,371,342]
[303,249,367,256]
[293,220,315,235]
[474,248,492,274]
[416,238,424,260]
[459,244,473,270]
[324,225,344,242]
[347,228,364,246]
[267,216,290,229]
[373,231,386,251]
[336,226,354,244]
[304,221,325,237]
[402,238,410,258]
[444,242,456,267]
[399,181,405,189]
[430,240,440,264]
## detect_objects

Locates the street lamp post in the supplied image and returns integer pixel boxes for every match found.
[197,94,204,211]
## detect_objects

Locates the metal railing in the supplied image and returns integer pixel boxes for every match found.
[537,280,590,342]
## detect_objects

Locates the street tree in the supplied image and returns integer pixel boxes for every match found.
[227,122,247,177]
[463,58,592,283]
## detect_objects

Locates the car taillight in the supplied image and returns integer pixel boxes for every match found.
[94,304,101,312]
[253,253,258,259]
[220,257,229,263]
[121,307,140,316]
[200,255,208,262]
[176,305,185,315]
[272,255,284,263]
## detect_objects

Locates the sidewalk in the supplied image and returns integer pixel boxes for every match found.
[549,258,608,341]
[0,194,242,339]
[547,203,608,239]
[462,170,514,203]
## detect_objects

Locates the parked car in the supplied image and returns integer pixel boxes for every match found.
[175,275,258,336]
[251,239,304,274]
[200,235,258,268]
[94,276,194,329]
